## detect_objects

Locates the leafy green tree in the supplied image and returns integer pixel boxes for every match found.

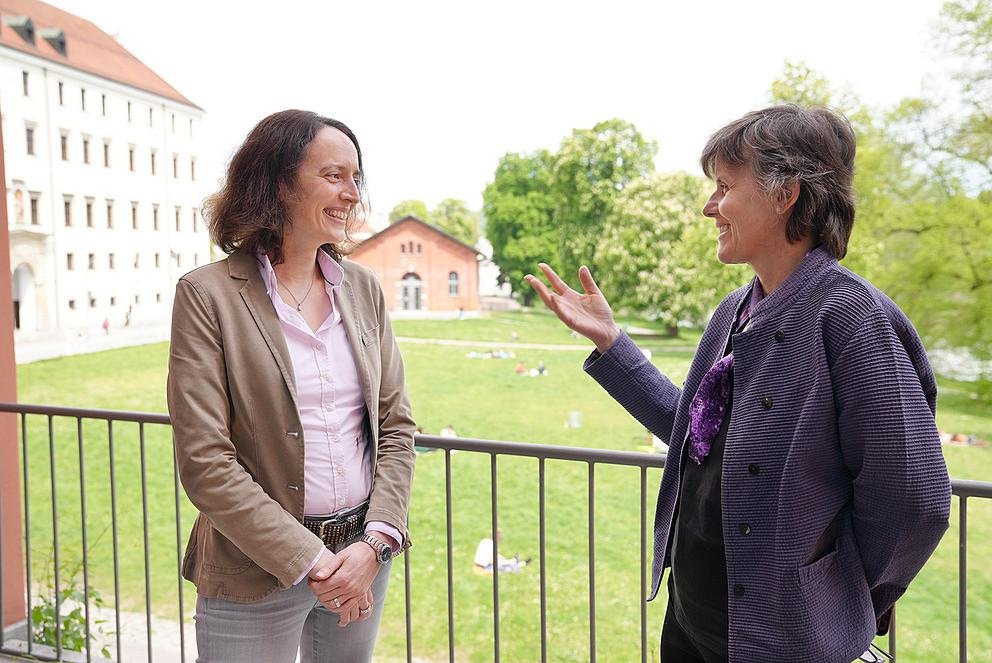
[389,200,430,223]
[482,151,557,306]
[552,119,658,278]
[431,198,481,245]
[594,173,748,334]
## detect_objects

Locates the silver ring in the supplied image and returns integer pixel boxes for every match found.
[332,597,341,609]
[359,603,373,615]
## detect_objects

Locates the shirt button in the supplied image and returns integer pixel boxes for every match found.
[734,583,746,597]
[748,463,760,475]
[774,330,785,342]
[761,396,773,410]
[739,523,751,536]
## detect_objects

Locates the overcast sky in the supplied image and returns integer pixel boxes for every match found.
[51,0,948,220]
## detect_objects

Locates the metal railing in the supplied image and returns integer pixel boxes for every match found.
[0,402,989,663]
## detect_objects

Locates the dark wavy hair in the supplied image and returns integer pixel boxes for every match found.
[203,109,366,263]
[700,104,856,259]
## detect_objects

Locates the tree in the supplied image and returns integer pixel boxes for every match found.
[552,119,658,278]
[482,151,557,306]
[431,198,481,245]
[389,200,430,223]
[594,173,748,334]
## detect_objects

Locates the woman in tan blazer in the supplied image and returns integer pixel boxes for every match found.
[168,110,416,662]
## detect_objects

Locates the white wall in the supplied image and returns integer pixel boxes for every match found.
[2,45,212,334]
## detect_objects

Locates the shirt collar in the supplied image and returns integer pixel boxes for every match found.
[256,249,345,298]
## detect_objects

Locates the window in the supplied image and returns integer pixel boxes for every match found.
[408,241,414,253]
[101,94,107,116]
[106,200,114,228]
[127,101,132,122]
[82,137,90,164]
[192,207,199,232]
[58,81,64,105]
[25,126,35,155]
[448,271,459,296]
[417,243,423,253]
[134,253,140,268]
[103,140,111,167]
[175,253,182,267]
[134,294,140,304]
[60,134,68,160]
[171,113,175,133]
[22,71,28,96]
[108,253,115,270]
[88,253,95,270]
[154,253,160,268]
[29,193,40,225]
[89,295,96,308]
[63,196,72,226]
[128,146,135,172]
[175,206,181,232]
[172,154,178,178]
[189,118,194,137]
[68,299,76,310]
[152,204,159,230]
[66,253,74,270]
[85,198,94,227]
[149,107,153,127]
[194,253,199,266]
[131,202,139,229]
[400,244,406,254]
[80,88,86,110]
[110,296,116,306]
[156,293,162,303]
[150,150,157,175]
[190,157,196,181]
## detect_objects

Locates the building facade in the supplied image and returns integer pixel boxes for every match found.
[2,0,209,336]
[348,216,481,315]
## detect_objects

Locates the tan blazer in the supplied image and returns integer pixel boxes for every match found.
[167,251,416,602]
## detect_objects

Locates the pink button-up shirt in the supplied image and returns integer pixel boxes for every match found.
[257,253,400,580]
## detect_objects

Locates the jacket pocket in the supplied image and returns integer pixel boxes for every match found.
[361,324,380,347]
[202,524,254,575]
[798,538,840,586]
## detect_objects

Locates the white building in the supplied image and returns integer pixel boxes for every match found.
[2,0,210,337]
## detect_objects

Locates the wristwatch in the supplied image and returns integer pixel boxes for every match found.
[362,534,393,564]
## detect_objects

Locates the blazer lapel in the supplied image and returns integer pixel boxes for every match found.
[230,253,300,410]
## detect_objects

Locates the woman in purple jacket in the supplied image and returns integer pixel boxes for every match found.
[526,105,950,662]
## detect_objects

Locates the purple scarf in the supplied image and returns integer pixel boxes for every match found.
[687,280,764,464]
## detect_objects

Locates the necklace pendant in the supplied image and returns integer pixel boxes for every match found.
[297,303,303,312]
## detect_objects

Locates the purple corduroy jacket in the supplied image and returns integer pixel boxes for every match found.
[585,247,950,662]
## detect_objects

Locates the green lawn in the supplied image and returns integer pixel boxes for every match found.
[13,313,992,662]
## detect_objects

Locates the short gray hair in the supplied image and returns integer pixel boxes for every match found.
[700,104,857,259]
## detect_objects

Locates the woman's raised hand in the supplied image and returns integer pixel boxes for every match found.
[525,264,620,353]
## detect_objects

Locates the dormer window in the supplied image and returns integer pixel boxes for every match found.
[39,27,67,55]
[3,16,35,44]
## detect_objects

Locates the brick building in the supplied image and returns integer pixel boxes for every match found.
[348,215,481,314]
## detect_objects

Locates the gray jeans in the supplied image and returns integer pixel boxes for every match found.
[194,559,392,663]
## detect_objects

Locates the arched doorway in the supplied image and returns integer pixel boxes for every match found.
[400,273,422,311]
[11,263,35,331]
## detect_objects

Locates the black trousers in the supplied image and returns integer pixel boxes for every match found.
[661,594,728,663]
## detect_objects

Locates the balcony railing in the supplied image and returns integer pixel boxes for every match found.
[0,402,989,662]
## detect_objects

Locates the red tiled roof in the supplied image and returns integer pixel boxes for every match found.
[0,0,199,108]
[351,215,483,258]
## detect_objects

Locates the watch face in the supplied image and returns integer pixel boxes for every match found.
[378,547,392,563]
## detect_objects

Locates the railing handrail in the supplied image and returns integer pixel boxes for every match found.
[0,402,171,425]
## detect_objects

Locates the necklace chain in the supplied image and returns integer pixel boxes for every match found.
[278,274,316,312]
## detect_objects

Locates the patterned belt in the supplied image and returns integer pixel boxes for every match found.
[303,501,369,549]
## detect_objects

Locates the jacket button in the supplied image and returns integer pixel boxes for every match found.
[734,583,746,597]
[774,330,785,342]
[748,463,760,475]
[739,523,751,536]
[761,396,773,410]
